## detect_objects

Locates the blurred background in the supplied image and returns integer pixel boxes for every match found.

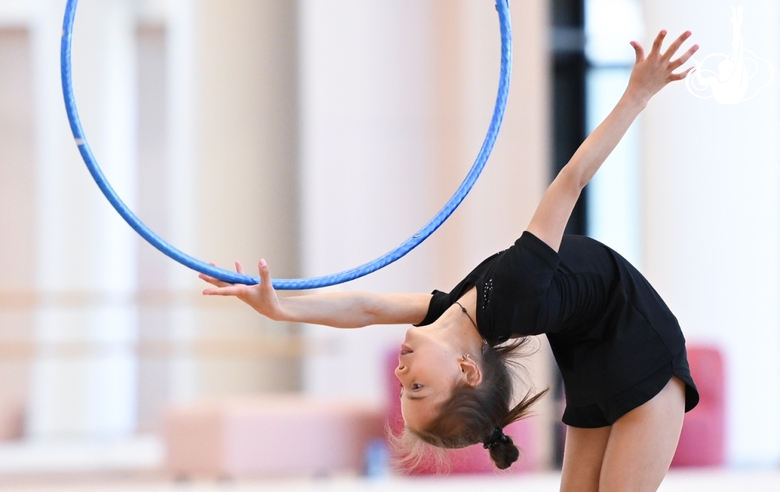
[0,0,779,489]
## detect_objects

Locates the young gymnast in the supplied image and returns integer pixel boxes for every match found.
[201,30,700,491]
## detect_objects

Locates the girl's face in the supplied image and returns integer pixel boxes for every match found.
[395,326,466,431]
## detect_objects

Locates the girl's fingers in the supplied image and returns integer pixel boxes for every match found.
[199,273,228,288]
[650,30,667,55]
[200,260,269,296]
[203,285,244,297]
[669,66,696,82]
[199,262,239,289]
[631,41,645,64]
[199,273,218,285]
[662,30,692,61]
[669,44,699,71]
[258,259,271,286]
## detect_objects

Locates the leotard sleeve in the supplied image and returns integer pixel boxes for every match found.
[415,252,502,327]
[484,231,562,337]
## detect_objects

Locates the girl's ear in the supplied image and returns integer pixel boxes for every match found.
[458,357,483,387]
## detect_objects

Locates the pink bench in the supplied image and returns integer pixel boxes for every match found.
[671,345,726,467]
[163,396,383,478]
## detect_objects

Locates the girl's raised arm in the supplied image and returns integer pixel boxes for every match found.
[526,30,698,251]
[200,259,431,328]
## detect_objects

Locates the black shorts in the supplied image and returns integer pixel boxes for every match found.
[561,346,700,428]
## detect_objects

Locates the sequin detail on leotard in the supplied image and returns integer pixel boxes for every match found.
[482,278,494,310]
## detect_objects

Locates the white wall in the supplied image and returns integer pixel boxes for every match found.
[641,0,780,466]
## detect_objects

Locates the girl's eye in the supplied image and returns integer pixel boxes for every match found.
[399,383,423,399]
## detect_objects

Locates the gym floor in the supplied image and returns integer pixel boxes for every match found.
[2,469,780,492]
[0,436,778,491]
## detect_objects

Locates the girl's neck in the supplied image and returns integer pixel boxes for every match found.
[422,288,484,358]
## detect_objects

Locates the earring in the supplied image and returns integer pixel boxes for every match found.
[461,354,469,361]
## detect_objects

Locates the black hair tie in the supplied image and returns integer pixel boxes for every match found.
[482,427,509,449]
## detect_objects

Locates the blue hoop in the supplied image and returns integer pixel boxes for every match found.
[61,0,512,289]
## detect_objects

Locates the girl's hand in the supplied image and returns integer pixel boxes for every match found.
[627,30,699,104]
[199,259,285,320]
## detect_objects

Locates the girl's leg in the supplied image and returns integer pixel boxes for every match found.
[560,425,611,492]
[598,377,686,492]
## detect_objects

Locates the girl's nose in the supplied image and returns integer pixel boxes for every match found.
[395,364,406,376]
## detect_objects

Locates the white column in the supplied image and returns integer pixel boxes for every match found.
[642,0,780,466]
[183,0,302,397]
[28,0,139,438]
[163,0,199,404]
[0,13,36,433]
[299,0,436,400]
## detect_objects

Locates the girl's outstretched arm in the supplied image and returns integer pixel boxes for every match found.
[200,259,431,328]
[526,30,698,251]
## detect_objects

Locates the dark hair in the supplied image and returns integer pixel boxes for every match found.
[390,338,548,471]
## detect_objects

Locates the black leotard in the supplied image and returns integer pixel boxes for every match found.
[417,231,699,427]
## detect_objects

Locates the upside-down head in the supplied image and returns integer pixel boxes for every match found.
[392,337,547,470]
